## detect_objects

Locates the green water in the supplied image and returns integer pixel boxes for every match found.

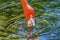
[0,0,60,40]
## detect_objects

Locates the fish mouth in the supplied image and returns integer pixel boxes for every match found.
[27,15,35,27]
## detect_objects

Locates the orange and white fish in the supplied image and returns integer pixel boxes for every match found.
[21,0,35,27]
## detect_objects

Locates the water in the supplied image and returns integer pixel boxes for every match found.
[0,0,60,40]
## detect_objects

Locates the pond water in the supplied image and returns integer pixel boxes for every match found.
[17,1,60,40]
[0,0,60,40]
